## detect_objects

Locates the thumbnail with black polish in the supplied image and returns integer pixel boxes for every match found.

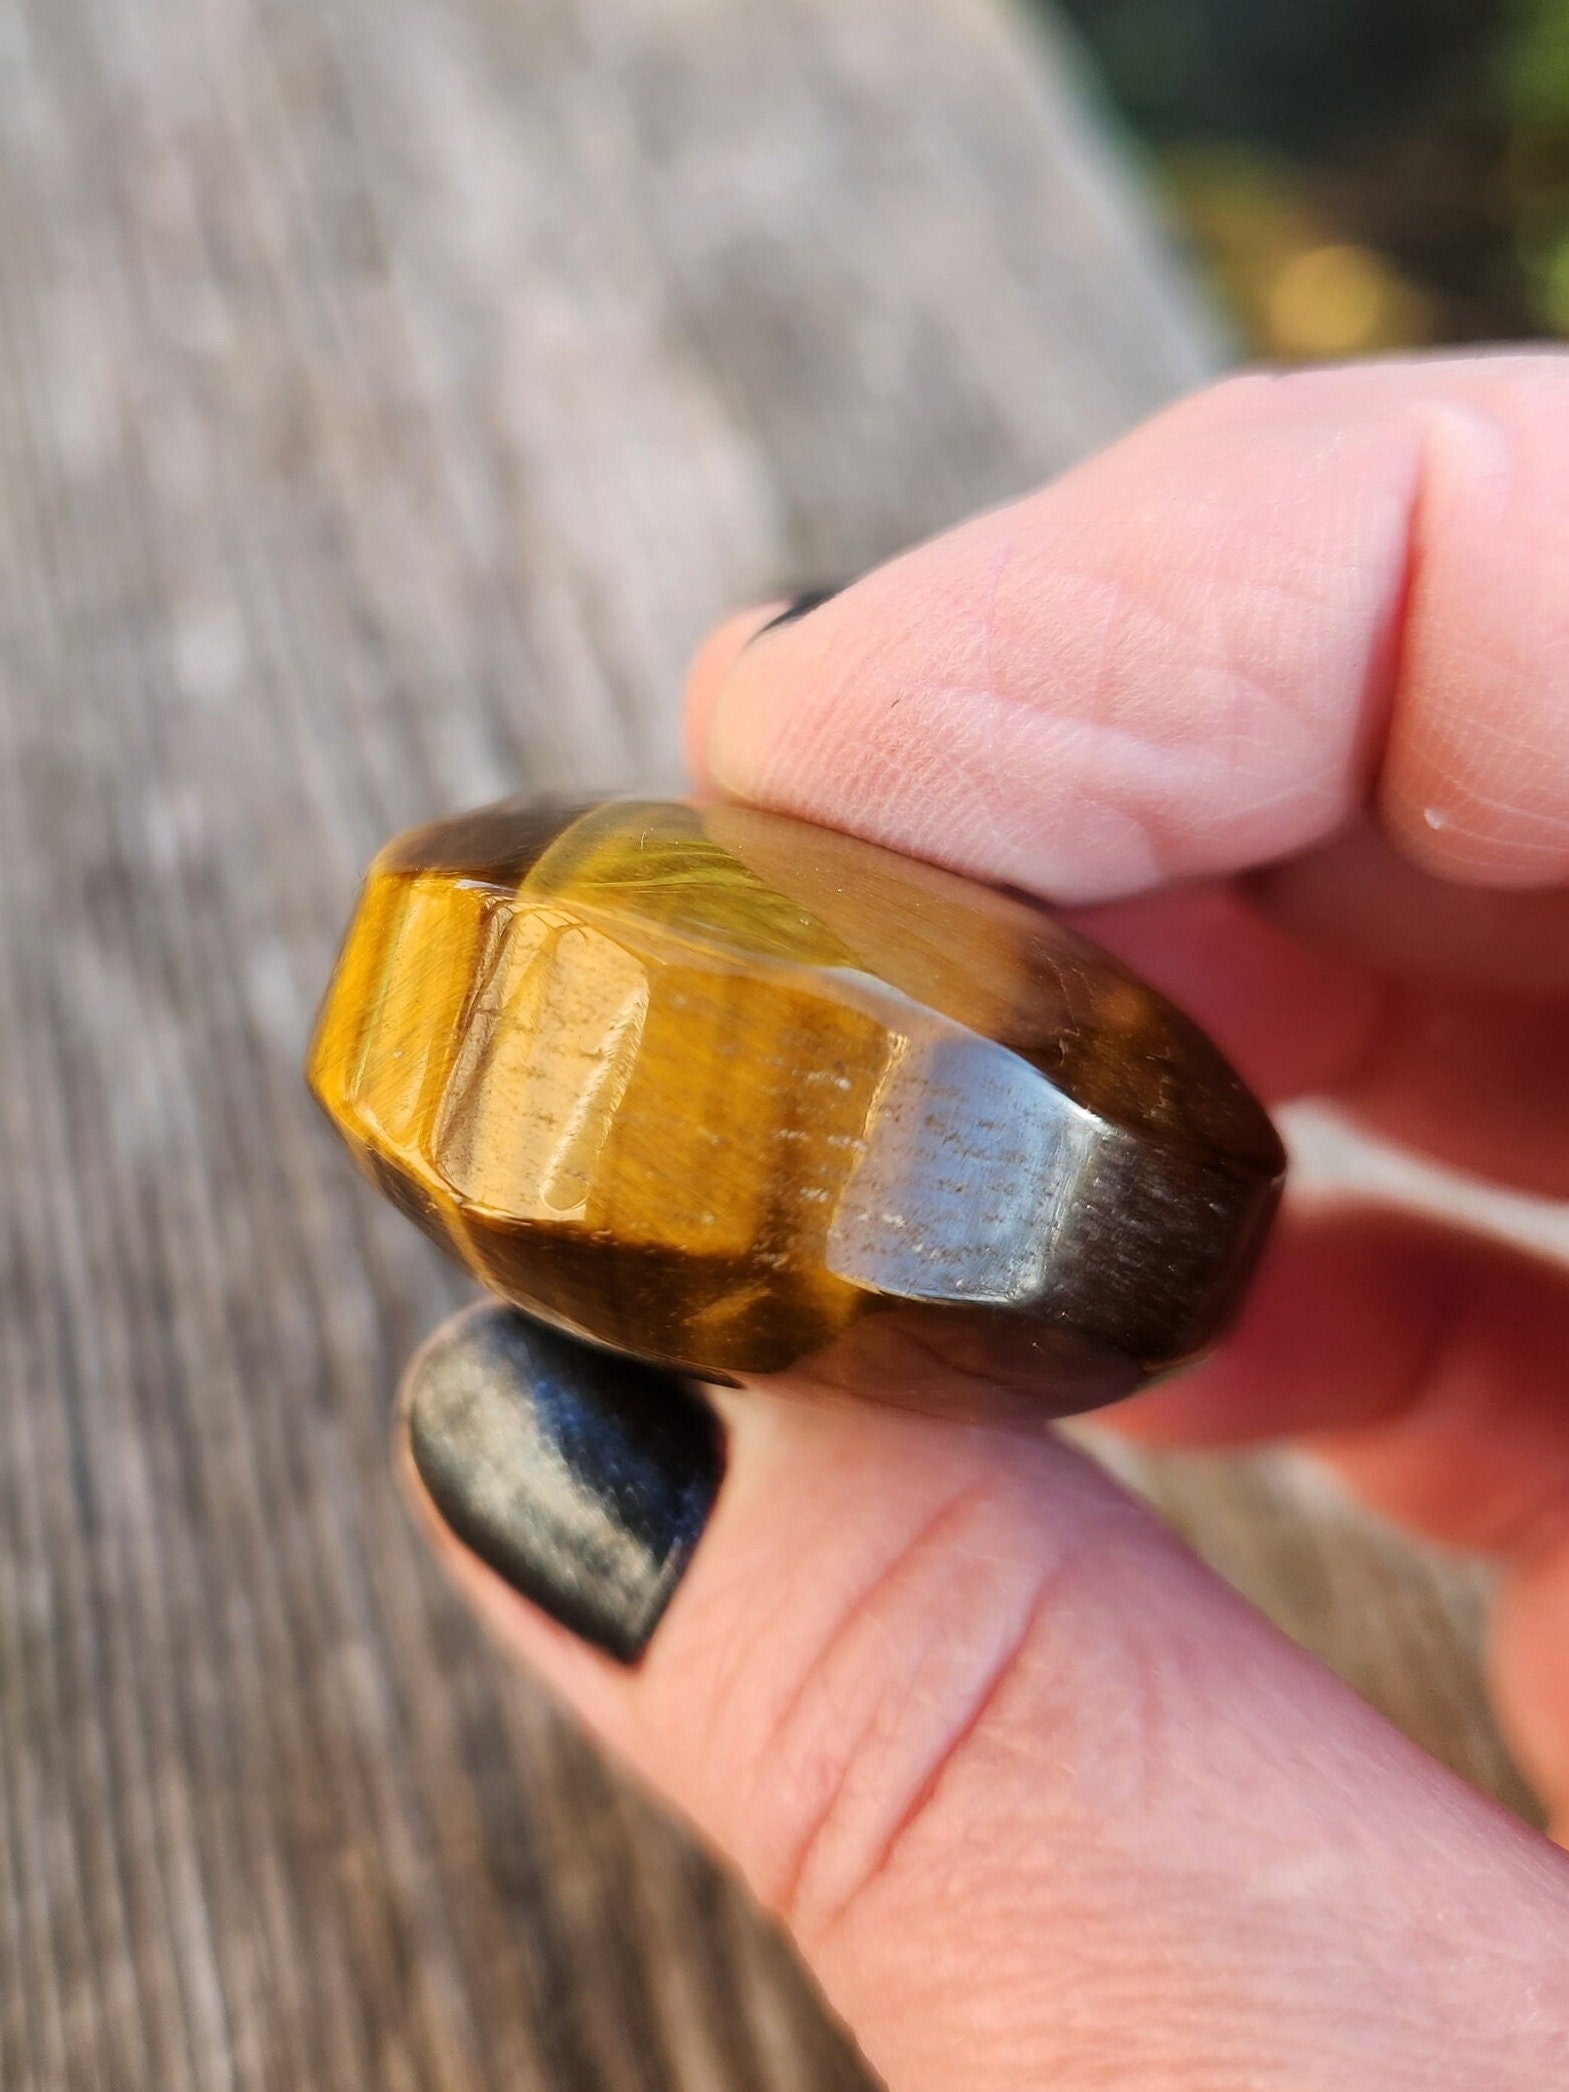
[747,584,842,641]
[406,1304,723,1664]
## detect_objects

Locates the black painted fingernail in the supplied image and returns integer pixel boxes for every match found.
[404,1304,724,1664]
[746,585,844,643]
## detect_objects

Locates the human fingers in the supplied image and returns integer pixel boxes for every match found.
[1066,873,1569,1197]
[1114,1204,1569,1833]
[696,354,1569,898]
[1116,1208,1569,1557]
[398,1302,1569,2092]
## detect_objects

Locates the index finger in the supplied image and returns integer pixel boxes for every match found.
[692,354,1569,902]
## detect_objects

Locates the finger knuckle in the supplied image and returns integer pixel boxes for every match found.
[740,1457,1175,1956]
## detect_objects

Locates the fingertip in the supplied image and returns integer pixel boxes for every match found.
[400,1425,639,1750]
[393,1304,713,1744]
[690,357,1569,908]
[1491,1547,1569,1830]
[1373,371,1569,891]
[1381,784,1569,892]
[682,602,793,787]
[1102,1205,1454,1451]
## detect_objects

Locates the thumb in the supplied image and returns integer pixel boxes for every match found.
[400,1303,1569,2092]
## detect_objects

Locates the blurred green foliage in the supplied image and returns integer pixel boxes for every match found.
[1053,0,1569,351]
[1506,0,1569,328]
[1508,0,1569,124]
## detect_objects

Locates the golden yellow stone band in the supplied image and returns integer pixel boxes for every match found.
[308,798,1285,1419]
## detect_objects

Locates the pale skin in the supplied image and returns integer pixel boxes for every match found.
[404,354,1569,2088]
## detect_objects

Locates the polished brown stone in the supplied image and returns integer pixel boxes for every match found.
[308,797,1285,1416]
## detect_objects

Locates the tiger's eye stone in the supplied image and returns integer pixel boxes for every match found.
[308,798,1285,1416]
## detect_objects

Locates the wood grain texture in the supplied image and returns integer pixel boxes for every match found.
[0,0,1538,2086]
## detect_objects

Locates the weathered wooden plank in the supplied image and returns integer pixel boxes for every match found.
[0,0,1533,2087]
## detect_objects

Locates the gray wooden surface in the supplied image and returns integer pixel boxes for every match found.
[0,0,1535,2087]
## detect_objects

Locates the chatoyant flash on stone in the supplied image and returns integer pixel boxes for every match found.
[308,798,1285,1416]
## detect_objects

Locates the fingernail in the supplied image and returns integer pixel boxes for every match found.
[744,585,844,644]
[403,1304,724,1664]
